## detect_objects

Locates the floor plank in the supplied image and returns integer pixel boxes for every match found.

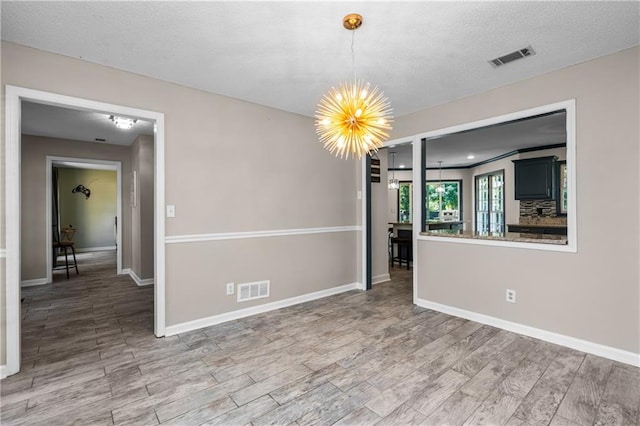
[512,349,586,426]
[421,390,483,426]
[593,364,640,425]
[555,354,613,425]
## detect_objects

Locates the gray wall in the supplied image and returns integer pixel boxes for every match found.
[1,41,359,365]
[20,134,133,281]
[3,40,637,366]
[57,167,117,250]
[131,135,154,280]
[393,47,639,354]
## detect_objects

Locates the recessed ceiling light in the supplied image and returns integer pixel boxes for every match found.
[399,164,405,169]
[389,144,396,148]
[109,115,137,129]
[467,154,475,159]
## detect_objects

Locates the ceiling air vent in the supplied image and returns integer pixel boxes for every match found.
[489,46,536,68]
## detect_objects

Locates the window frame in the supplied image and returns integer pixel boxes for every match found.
[425,179,463,222]
[557,160,568,216]
[474,170,505,233]
[397,180,413,223]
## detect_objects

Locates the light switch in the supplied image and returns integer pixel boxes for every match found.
[166,205,175,218]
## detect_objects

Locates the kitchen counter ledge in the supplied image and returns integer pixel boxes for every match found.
[420,229,568,245]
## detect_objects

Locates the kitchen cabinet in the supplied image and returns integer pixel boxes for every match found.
[512,156,557,200]
[507,224,567,235]
[427,221,463,231]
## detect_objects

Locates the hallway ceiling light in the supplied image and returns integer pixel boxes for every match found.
[315,13,393,160]
[109,115,137,129]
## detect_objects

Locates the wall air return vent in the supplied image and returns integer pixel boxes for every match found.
[237,280,270,302]
[489,46,536,68]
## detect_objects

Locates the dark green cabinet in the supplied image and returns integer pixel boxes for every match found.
[427,221,463,231]
[507,224,567,235]
[512,156,557,200]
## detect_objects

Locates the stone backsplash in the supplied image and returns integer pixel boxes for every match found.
[519,200,567,225]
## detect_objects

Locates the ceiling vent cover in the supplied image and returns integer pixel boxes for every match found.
[489,46,536,68]
[237,280,270,302]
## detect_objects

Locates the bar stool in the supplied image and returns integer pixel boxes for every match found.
[391,229,412,270]
[53,226,79,279]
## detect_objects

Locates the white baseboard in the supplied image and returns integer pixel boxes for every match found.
[166,282,362,336]
[120,268,154,286]
[0,365,7,379]
[75,246,117,253]
[372,274,391,285]
[415,298,640,368]
[21,278,48,287]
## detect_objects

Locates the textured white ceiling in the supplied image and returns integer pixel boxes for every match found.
[2,1,639,118]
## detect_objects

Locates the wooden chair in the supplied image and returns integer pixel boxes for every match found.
[53,226,79,279]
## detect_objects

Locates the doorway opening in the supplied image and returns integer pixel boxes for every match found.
[363,140,418,300]
[4,85,166,377]
[47,158,122,283]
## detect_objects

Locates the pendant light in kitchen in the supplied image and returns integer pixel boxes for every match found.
[436,161,445,193]
[388,152,399,189]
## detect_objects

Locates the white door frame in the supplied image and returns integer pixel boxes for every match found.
[4,85,166,377]
[47,157,123,283]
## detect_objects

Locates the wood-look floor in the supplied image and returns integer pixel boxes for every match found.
[1,251,639,425]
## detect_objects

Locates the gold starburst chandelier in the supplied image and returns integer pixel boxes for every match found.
[315,14,393,159]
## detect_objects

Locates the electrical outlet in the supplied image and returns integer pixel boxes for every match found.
[226,282,234,296]
[506,289,516,303]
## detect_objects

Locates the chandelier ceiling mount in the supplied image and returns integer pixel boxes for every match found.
[342,14,363,30]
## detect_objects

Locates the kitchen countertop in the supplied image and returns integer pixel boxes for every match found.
[420,229,568,245]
